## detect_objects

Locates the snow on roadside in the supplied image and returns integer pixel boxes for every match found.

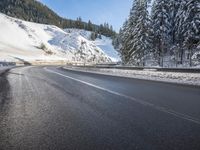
[64,67,200,86]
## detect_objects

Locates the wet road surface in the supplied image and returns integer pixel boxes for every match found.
[0,66,200,150]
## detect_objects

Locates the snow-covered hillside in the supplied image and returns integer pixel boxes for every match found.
[64,29,120,62]
[0,13,119,64]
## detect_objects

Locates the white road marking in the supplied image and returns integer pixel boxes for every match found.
[44,67,200,125]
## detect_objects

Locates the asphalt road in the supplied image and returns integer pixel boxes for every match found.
[0,66,200,150]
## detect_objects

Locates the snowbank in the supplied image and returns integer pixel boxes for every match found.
[63,67,200,86]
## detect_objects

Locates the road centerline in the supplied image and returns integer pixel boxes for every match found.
[44,67,200,125]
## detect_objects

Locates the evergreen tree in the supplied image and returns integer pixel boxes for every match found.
[151,0,172,66]
[174,0,188,64]
[170,0,182,44]
[182,0,200,66]
[119,1,138,64]
[76,17,84,29]
[128,0,152,66]
[119,20,130,64]
[116,0,200,67]
[87,20,93,31]
[175,0,200,65]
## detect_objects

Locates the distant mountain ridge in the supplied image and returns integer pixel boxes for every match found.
[0,0,116,37]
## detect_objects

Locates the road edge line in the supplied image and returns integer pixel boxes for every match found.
[44,67,200,125]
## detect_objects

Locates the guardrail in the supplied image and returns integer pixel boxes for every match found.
[0,62,16,67]
[68,64,200,73]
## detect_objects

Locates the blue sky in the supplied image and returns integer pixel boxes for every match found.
[40,0,132,31]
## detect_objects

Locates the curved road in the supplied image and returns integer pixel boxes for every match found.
[0,66,200,150]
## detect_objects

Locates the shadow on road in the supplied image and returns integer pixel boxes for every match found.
[0,72,11,114]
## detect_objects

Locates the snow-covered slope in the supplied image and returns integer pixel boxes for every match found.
[65,29,120,62]
[0,13,119,64]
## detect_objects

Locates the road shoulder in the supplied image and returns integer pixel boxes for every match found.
[62,66,200,87]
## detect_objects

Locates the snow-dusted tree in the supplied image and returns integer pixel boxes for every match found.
[175,0,200,65]
[170,0,182,44]
[174,0,188,63]
[127,0,152,66]
[183,0,200,66]
[118,0,200,67]
[118,20,130,64]
[151,0,172,66]
[184,0,200,43]
[118,0,152,65]
[118,0,139,64]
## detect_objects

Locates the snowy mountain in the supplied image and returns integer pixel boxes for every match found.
[0,13,119,64]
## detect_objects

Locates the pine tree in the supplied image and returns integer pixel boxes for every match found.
[170,0,182,44]
[87,20,93,31]
[119,1,138,64]
[182,0,200,47]
[128,0,152,66]
[118,0,152,65]
[117,0,200,67]
[175,0,200,65]
[151,0,172,66]
[76,17,84,29]
[118,20,130,64]
[174,0,187,64]
[182,0,200,66]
